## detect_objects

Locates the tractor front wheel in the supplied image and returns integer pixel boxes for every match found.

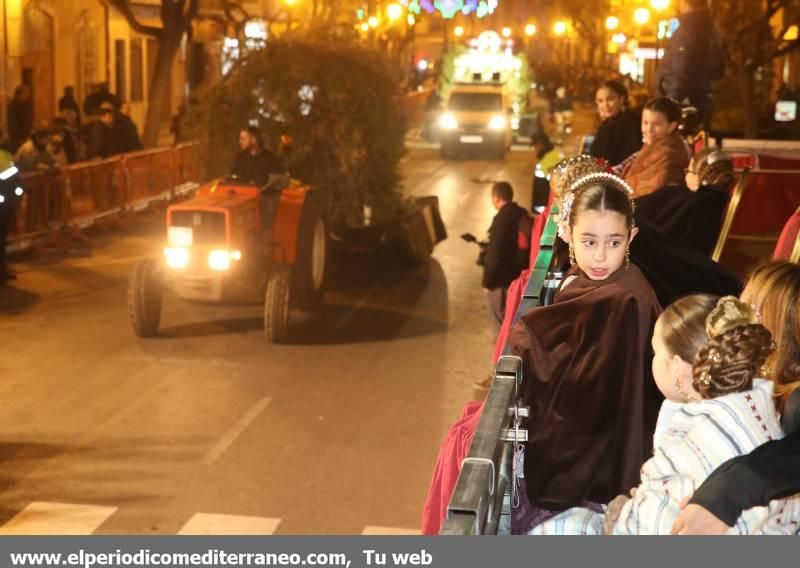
[264,264,291,343]
[128,258,163,337]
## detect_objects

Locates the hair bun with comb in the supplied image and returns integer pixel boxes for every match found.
[705,296,760,338]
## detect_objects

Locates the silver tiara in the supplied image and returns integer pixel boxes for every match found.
[567,172,635,196]
[558,172,635,240]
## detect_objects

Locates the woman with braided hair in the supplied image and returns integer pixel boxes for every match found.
[509,171,663,533]
[531,295,800,535]
[634,148,735,256]
[673,261,800,535]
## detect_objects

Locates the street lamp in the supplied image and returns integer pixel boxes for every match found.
[387,3,403,21]
[455,25,464,37]
[634,8,650,25]
[553,21,567,36]
[650,0,670,11]
[407,14,416,27]
[525,23,537,37]
[368,16,379,28]
[605,16,619,31]
[360,22,369,32]
[502,26,512,38]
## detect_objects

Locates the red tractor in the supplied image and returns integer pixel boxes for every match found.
[127,177,327,343]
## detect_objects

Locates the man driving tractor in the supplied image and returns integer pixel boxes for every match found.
[232,126,284,187]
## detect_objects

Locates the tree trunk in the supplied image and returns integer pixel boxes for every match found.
[738,66,759,138]
[142,32,182,148]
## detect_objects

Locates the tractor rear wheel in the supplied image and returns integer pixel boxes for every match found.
[292,197,328,310]
[128,259,163,337]
[264,264,291,343]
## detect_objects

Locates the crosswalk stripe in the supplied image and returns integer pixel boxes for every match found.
[0,502,117,535]
[361,526,421,536]
[178,513,281,535]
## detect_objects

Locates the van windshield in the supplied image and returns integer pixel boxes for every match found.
[447,92,503,112]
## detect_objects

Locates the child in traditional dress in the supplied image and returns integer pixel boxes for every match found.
[509,171,663,533]
[532,295,800,535]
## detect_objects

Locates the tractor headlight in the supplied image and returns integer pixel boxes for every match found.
[164,247,189,269]
[488,115,506,130]
[439,113,459,130]
[208,249,231,271]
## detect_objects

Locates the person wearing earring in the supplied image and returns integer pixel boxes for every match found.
[508,171,661,534]
[529,295,799,535]
[672,260,800,535]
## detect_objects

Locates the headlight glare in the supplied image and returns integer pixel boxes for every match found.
[164,247,189,269]
[440,114,458,130]
[488,115,506,130]
[209,250,231,271]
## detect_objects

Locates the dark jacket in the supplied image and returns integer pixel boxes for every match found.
[7,98,34,153]
[656,8,725,105]
[86,121,115,160]
[112,114,143,154]
[58,95,81,125]
[591,109,642,167]
[482,201,528,290]
[634,183,729,256]
[231,149,283,187]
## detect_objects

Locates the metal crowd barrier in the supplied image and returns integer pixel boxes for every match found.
[6,143,200,253]
[440,206,562,535]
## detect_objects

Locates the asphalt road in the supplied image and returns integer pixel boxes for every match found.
[0,145,537,535]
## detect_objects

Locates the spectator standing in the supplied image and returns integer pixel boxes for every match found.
[96,83,121,111]
[82,83,103,117]
[54,113,80,164]
[113,101,143,154]
[58,86,81,127]
[7,85,34,153]
[171,104,186,145]
[14,124,56,172]
[482,182,529,335]
[656,0,726,127]
[85,103,115,160]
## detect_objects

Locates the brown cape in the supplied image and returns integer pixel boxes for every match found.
[508,264,663,511]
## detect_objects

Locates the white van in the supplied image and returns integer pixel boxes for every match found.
[438,84,513,159]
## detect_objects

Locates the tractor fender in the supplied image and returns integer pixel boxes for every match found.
[272,186,310,265]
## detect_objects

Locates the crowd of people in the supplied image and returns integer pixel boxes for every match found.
[423,0,799,536]
[4,82,143,175]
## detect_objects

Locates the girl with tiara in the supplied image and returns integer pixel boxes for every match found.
[508,170,663,533]
[421,155,740,535]
[532,295,800,535]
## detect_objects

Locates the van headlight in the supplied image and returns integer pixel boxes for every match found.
[164,247,190,269]
[488,115,506,130]
[440,113,459,130]
[208,250,232,271]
